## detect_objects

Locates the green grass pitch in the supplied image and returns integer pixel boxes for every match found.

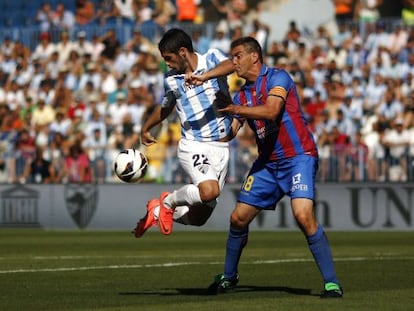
[0,230,413,311]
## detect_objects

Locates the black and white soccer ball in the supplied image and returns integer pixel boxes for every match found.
[113,149,148,183]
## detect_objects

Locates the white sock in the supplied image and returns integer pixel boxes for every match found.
[164,184,202,208]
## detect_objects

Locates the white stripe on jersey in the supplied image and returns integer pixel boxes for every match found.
[163,49,233,142]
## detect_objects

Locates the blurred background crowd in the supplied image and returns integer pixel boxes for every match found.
[1,0,414,184]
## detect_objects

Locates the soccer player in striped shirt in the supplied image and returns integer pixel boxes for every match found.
[197,36,343,298]
[133,28,239,237]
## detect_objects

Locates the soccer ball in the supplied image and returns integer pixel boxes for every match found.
[113,149,148,183]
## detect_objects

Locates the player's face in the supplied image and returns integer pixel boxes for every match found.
[230,45,253,79]
[161,51,186,73]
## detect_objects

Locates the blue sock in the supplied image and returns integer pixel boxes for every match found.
[223,227,249,279]
[307,225,339,285]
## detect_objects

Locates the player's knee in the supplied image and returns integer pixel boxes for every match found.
[198,182,220,202]
[230,213,248,229]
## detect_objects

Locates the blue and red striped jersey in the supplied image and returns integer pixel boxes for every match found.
[233,65,318,161]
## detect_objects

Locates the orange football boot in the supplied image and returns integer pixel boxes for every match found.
[132,198,159,238]
[158,192,174,235]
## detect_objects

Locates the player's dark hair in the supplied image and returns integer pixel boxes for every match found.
[231,36,263,63]
[158,28,194,54]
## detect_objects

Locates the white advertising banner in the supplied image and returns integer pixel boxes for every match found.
[0,183,412,231]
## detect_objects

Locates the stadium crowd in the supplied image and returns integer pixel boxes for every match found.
[1,0,414,184]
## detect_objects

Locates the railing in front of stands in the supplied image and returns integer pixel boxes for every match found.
[1,145,413,184]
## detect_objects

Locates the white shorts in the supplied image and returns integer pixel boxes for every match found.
[178,139,229,189]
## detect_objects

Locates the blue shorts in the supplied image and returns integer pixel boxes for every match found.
[237,155,318,210]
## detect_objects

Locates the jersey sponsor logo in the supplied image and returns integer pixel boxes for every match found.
[291,173,308,193]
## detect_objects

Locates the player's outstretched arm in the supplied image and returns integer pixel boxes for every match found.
[219,95,284,121]
[141,104,174,146]
[187,59,235,85]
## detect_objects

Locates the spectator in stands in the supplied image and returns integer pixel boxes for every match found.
[1,50,17,78]
[326,43,348,70]
[211,0,248,31]
[70,31,93,59]
[108,92,129,127]
[364,121,387,180]
[341,90,364,130]
[113,0,137,22]
[311,57,328,100]
[346,37,367,69]
[84,120,108,183]
[100,66,118,96]
[100,29,122,61]
[31,99,56,131]
[0,36,14,57]
[191,28,211,55]
[54,31,74,64]
[89,34,106,62]
[113,44,138,77]
[53,2,76,30]
[153,0,176,31]
[389,24,409,55]
[175,0,198,23]
[378,54,404,80]
[12,128,36,183]
[45,51,62,83]
[126,79,148,133]
[332,0,355,23]
[210,23,232,53]
[383,118,410,181]
[364,73,387,114]
[58,142,92,183]
[364,21,389,52]
[376,87,404,127]
[125,27,157,56]
[355,0,383,25]
[49,109,72,138]
[75,80,100,105]
[283,20,303,54]
[107,77,128,104]
[94,0,116,25]
[78,62,101,92]
[38,79,56,106]
[11,40,31,61]
[22,146,56,183]
[336,108,356,141]
[347,131,369,180]
[32,32,55,65]
[266,41,290,70]
[36,2,55,32]
[333,22,352,48]
[75,0,95,25]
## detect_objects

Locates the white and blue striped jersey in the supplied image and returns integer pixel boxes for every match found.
[162,49,233,142]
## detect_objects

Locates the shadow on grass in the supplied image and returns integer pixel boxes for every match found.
[119,285,316,297]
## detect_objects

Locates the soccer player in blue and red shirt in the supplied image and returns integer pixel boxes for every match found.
[199,36,343,298]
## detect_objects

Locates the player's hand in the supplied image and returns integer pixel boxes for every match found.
[217,104,237,115]
[213,90,233,110]
[185,72,205,86]
[141,131,157,146]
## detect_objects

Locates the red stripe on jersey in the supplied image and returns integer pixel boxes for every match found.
[278,120,296,158]
[285,90,318,157]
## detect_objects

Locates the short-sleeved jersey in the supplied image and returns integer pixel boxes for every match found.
[233,65,318,161]
[162,49,233,142]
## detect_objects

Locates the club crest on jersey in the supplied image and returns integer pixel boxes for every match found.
[183,81,196,91]
[198,164,209,174]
